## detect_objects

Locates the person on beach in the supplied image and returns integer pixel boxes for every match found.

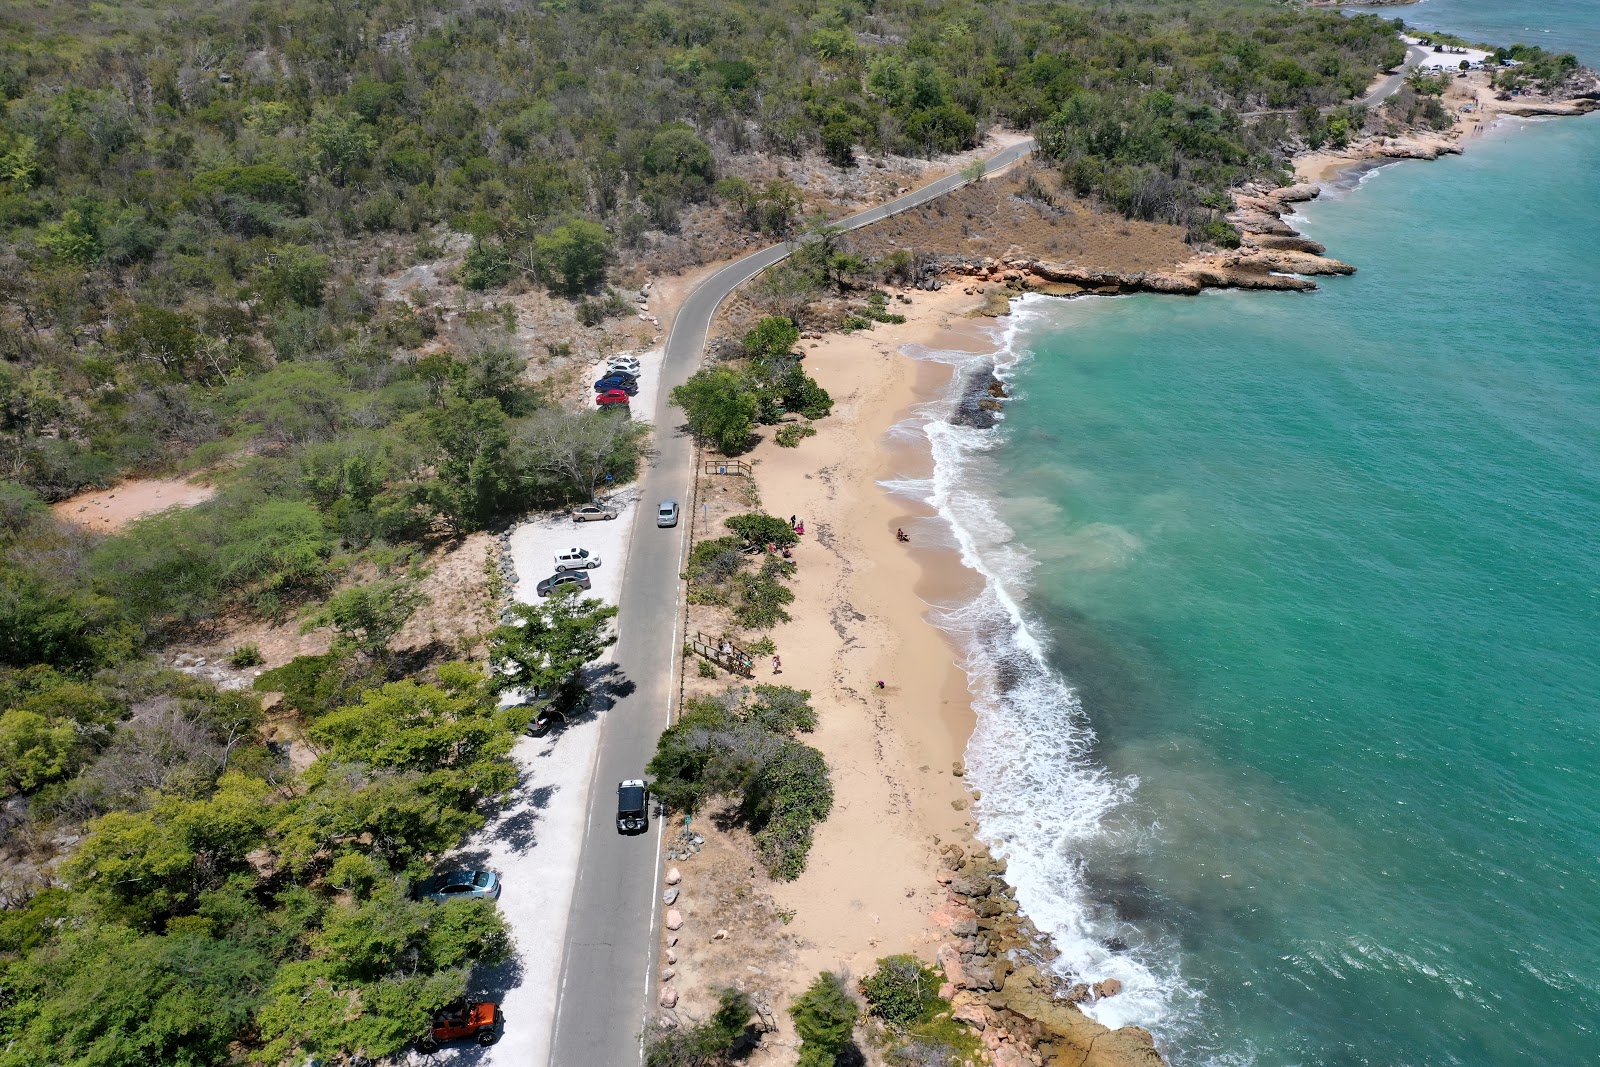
[789,515,797,528]
[795,520,805,535]
[772,655,781,674]
[896,528,910,543]
[876,679,886,689]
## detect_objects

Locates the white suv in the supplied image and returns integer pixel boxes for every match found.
[607,356,642,377]
[553,547,601,571]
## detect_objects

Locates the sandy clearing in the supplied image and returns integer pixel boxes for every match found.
[51,477,216,531]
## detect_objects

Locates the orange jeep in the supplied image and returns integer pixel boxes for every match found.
[417,1000,503,1052]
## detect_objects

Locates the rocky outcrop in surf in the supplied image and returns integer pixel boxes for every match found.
[934,839,1167,1067]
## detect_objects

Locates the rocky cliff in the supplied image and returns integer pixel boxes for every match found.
[933,839,1166,1067]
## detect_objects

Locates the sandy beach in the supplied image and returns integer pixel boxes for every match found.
[720,286,1002,978]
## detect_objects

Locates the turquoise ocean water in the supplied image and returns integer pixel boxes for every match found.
[907,3,1600,1063]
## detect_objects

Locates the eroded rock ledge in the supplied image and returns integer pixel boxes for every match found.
[935,181,1355,298]
[933,839,1166,1067]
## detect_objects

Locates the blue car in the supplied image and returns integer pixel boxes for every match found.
[594,374,638,394]
[419,869,502,903]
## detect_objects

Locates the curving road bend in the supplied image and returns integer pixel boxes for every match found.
[1359,43,1434,109]
[544,137,1034,1067]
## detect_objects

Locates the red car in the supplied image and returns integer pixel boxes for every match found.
[596,389,630,407]
[418,1000,503,1051]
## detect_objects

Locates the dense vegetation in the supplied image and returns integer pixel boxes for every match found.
[0,660,528,1065]
[0,0,1414,499]
[647,684,830,879]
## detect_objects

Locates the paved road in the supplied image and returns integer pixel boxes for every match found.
[1359,44,1433,109]
[545,137,1035,1067]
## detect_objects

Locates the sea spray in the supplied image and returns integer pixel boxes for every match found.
[881,297,1198,1042]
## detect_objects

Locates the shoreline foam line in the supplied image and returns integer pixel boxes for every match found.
[890,296,1202,1049]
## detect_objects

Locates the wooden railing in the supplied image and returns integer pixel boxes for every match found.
[689,631,755,677]
[703,458,753,477]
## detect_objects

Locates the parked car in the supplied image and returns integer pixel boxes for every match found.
[571,502,618,522]
[594,374,638,394]
[656,500,679,527]
[554,547,601,571]
[617,779,649,834]
[607,356,643,376]
[596,389,630,407]
[418,1000,503,1052]
[527,710,562,737]
[536,571,591,596]
[418,869,502,903]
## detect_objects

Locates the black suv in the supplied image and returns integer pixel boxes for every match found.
[616,779,648,835]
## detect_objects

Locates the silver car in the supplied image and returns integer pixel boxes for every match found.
[571,503,617,522]
[656,500,679,527]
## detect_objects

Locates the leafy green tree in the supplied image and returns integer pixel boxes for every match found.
[192,164,303,206]
[462,239,517,290]
[424,397,512,532]
[743,316,800,362]
[642,122,717,202]
[0,709,80,793]
[309,110,377,184]
[37,198,102,264]
[309,675,510,774]
[0,922,273,1067]
[790,971,860,1067]
[302,577,427,660]
[488,586,619,700]
[647,687,830,878]
[532,220,612,296]
[63,773,272,927]
[821,122,856,167]
[256,245,330,309]
[671,368,760,454]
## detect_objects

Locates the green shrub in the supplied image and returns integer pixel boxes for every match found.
[645,988,752,1066]
[228,644,264,668]
[725,513,798,550]
[861,955,945,1029]
[733,555,796,630]
[790,971,859,1067]
[462,239,517,290]
[698,659,718,678]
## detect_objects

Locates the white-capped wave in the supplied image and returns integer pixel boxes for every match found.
[885,295,1205,1048]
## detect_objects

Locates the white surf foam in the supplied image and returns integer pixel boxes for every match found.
[884,295,1204,1048]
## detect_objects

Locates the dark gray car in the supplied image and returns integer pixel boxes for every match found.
[535,571,591,597]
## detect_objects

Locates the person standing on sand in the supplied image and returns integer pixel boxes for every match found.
[772,654,781,674]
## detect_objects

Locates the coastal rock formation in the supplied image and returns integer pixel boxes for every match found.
[935,841,1167,1067]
